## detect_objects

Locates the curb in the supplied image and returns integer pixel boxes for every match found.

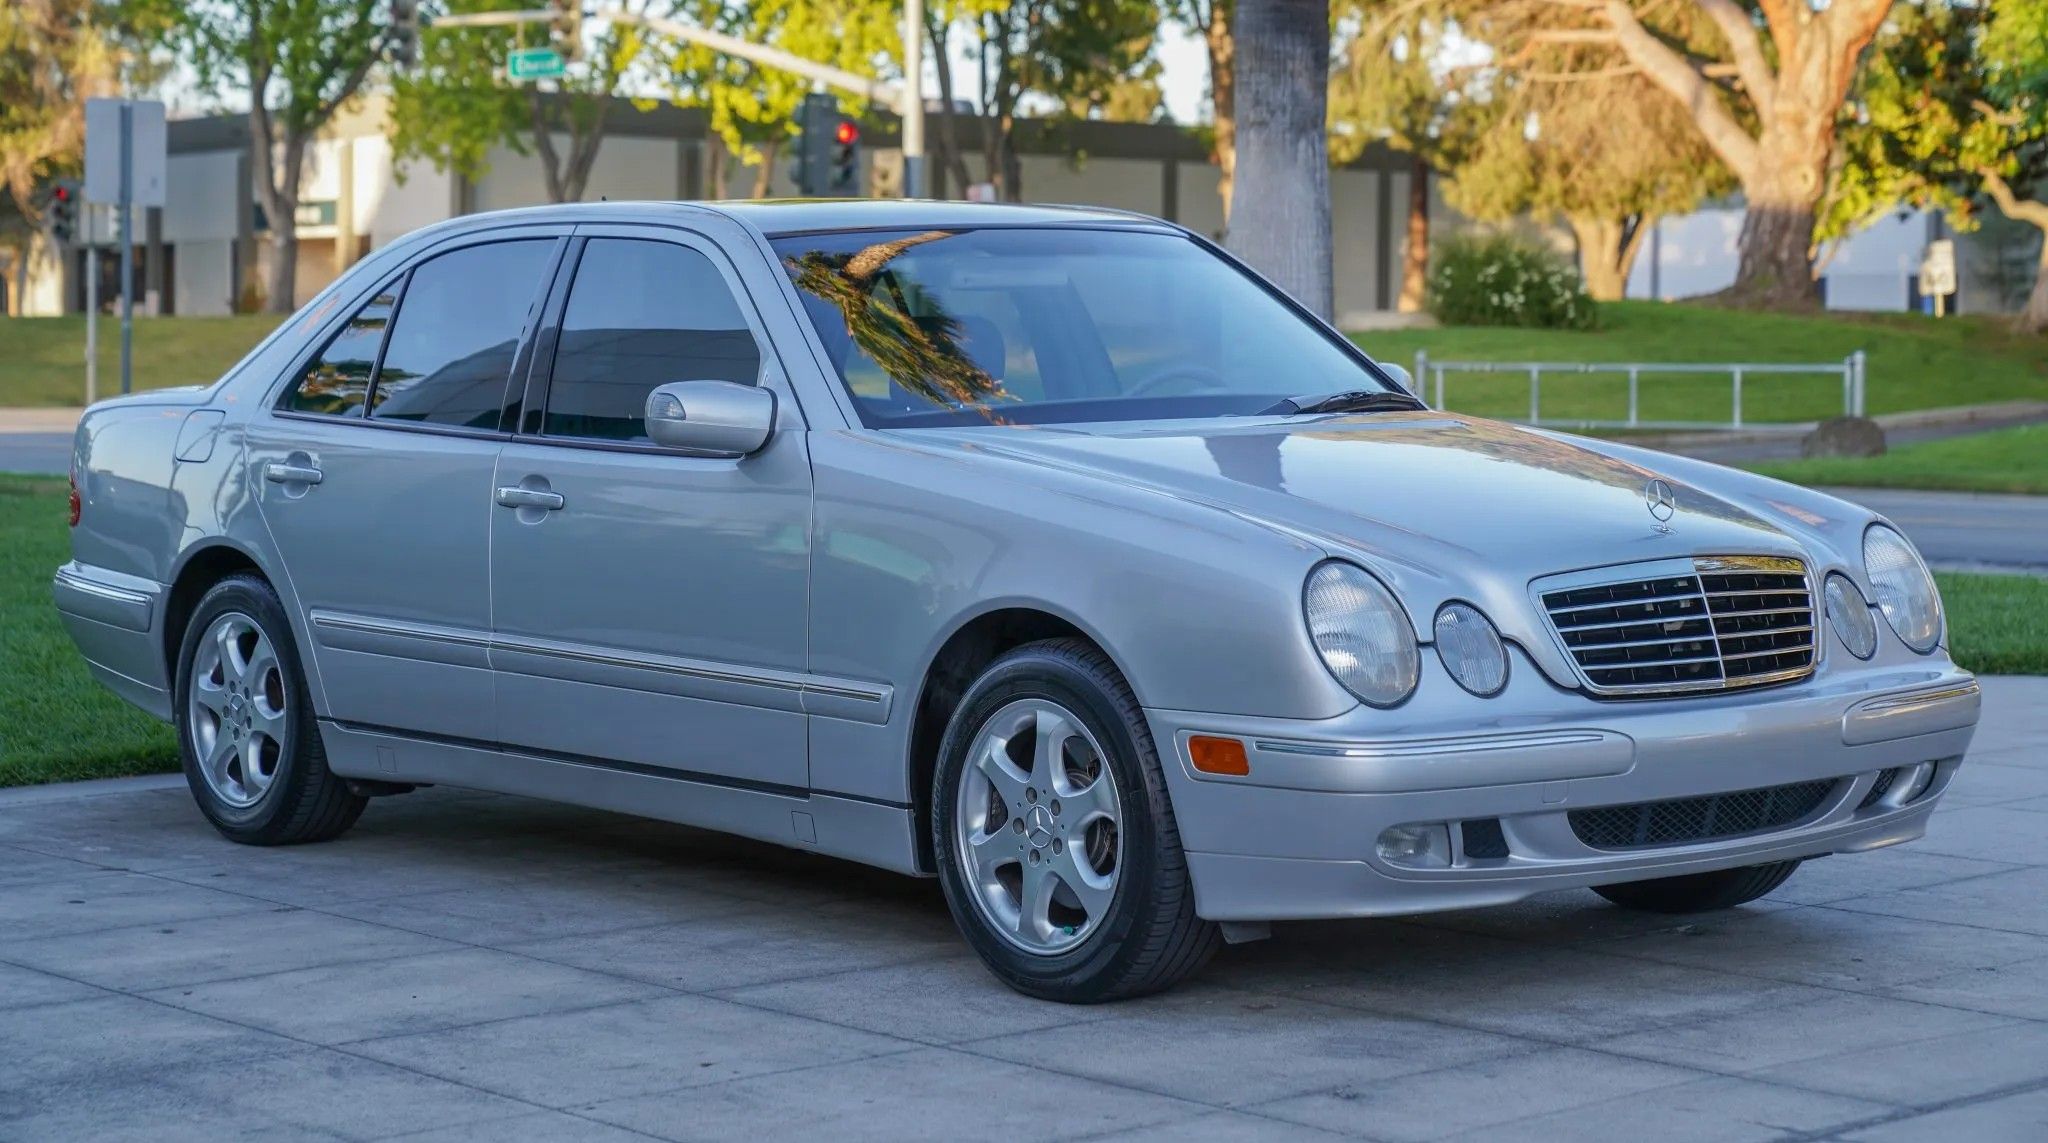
[0,771,184,808]
[0,407,85,435]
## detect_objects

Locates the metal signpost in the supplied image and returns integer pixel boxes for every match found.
[84,98,167,396]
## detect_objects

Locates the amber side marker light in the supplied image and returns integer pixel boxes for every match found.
[1189,735,1251,776]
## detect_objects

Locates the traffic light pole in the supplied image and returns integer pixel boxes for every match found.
[84,207,98,406]
[902,0,925,198]
[118,100,134,395]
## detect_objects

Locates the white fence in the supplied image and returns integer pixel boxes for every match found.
[1413,351,1868,431]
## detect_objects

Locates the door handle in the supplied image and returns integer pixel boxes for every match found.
[495,486,565,511]
[263,462,324,485]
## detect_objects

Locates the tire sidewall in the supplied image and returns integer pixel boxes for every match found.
[173,576,317,834]
[931,646,1169,997]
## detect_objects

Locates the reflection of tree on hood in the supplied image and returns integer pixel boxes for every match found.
[782,230,1011,413]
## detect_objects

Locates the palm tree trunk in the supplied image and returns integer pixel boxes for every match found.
[1397,155,1428,312]
[1226,0,1332,320]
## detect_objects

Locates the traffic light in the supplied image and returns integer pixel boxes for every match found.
[793,93,861,197]
[47,180,77,245]
[388,0,419,69]
[549,0,583,62]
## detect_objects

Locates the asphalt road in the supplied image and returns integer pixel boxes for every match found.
[0,432,71,477]
[2,676,2045,1141]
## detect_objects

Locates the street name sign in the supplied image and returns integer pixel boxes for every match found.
[507,47,568,80]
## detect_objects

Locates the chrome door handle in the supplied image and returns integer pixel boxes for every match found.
[494,486,565,511]
[263,462,323,485]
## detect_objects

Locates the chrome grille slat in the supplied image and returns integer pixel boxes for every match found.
[1540,557,1818,699]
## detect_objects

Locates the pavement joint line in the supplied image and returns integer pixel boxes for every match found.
[0,773,185,808]
[1772,1069,2048,1142]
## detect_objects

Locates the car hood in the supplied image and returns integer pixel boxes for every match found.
[921,411,1816,617]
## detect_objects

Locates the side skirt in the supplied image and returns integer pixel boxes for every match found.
[316,719,925,876]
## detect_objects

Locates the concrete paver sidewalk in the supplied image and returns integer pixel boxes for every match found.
[1,677,2045,1141]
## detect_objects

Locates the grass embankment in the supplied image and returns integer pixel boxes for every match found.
[1749,424,2048,496]
[0,473,177,786]
[0,475,2038,787]
[0,315,282,406]
[1357,302,2048,427]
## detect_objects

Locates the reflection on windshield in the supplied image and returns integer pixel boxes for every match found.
[781,231,1013,418]
[772,226,1395,428]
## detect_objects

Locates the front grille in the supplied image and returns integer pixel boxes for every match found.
[1541,556,1817,697]
[1569,778,1839,850]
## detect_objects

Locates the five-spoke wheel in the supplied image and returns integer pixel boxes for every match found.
[934,638,1218,1002]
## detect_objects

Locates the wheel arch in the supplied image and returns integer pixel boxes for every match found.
[161,539,279,684]
[904,600,1141,873]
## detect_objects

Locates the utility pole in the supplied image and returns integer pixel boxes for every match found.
[902,0,925,198]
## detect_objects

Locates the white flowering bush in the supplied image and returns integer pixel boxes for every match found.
[1427,233,1597,330]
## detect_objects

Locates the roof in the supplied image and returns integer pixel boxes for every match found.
[703,199,1174,236]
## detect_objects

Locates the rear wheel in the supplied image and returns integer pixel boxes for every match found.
[1592,860,1801,913]
[933,638,1218,1002]
[174,574,365,845]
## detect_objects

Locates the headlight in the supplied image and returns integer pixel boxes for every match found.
[1862,524,1942,653]
[1304,561,1419,707]
[1824,573,1877,660]
[1433,603,1508,696]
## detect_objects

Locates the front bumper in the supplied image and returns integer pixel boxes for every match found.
[1148,652,1980,922]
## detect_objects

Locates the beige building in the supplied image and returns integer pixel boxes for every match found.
[17,96,1436,328]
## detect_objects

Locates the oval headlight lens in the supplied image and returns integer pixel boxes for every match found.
[1434,603,1509,696]
[1862,524,1942,653]
[1304,561,1420,707]
[1824,573,1877,660]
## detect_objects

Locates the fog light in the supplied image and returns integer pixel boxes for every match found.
[1899,762,1937,803]
[1376,822,1452,867]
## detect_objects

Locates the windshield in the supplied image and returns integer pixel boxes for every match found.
[770,227,1398,427]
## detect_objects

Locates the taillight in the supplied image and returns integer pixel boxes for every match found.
[68,469,81,527]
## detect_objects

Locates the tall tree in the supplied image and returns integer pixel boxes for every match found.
[1330,6,1489,311]
[1166,0,1235,221]
[1481,0,1892,308]
[390,0,660,205]
[1827,0,2048,331]
[670,0,898,198]
[155,0,390,312]
[1448,46,1731,300]
[948,0,1160,199]
[1229,0,1331,318]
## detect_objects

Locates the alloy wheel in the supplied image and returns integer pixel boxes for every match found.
[188,612,289,808]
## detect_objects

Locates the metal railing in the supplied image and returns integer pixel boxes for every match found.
[1411,350,1868,431]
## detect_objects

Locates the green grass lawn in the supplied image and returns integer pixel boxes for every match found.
[1357,302,2048,427]
[0,473,177,786]
[1937,572,2048,675]
[0,314,282,407]
[1748,423,2048,496]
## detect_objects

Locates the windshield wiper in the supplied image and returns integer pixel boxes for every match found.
[1257,389,1428,416]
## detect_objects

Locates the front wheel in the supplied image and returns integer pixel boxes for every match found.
[1592,860,1802,914]
[174,574,365,845]
[933,639,1219,1002]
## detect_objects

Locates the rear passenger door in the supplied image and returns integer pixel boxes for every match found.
[249,228,565,742]
[487,226,814,789]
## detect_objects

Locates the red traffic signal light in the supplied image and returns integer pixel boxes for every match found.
[833,120,859,146]
[52,184,71,202]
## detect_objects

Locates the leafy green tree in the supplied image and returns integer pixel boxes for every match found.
[1830,0,2048,332]
[389,0,662,205]
[670,0,899,198]
[1330,5,1491,311]
[149,0,391,312]
[1475,0,1897,309]
[946,0,1161,199]
[1447,46,1731,301]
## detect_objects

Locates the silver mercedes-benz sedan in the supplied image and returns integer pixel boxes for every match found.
[54,200,1980,1001]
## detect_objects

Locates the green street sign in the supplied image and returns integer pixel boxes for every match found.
[507,47,567,81]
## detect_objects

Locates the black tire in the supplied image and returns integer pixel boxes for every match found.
[173,573,366,845]
[1592,860,1801,914]
[932,638,1220,1002]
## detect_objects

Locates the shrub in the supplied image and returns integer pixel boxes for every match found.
[1427,232,1597,330]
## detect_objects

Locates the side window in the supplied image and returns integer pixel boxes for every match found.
[542,238,762,442]
[368,240,555,429]
[279,282,398,417]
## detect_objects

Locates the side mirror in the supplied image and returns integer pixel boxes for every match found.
[644,380,775,457]
[1379,362,1417,399]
